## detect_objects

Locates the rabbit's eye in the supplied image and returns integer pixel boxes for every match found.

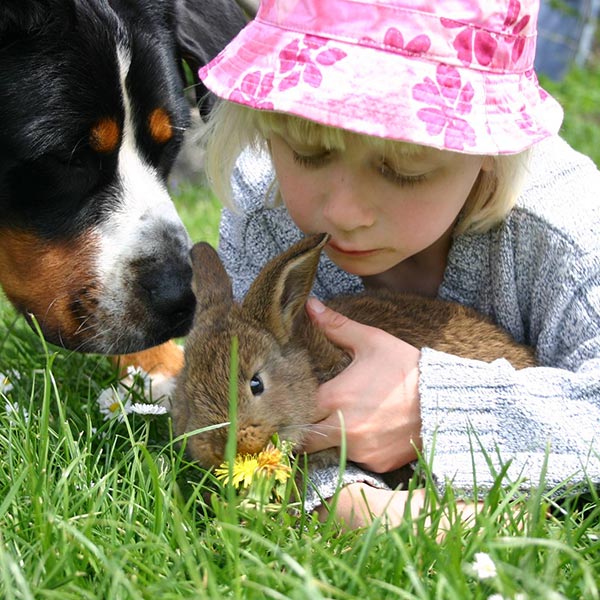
[250,374,264,396]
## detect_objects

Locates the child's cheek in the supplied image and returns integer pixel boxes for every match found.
[282,196,315,233]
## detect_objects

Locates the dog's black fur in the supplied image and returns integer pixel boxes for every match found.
[0,0,245,355]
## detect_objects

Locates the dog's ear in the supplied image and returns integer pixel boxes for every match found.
[0,1,47,36]
[0,0,73,41]
[174,0,248,118]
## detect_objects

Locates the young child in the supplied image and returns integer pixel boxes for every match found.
[197,0,600,528]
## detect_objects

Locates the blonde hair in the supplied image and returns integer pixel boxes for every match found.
[203,101,531,235]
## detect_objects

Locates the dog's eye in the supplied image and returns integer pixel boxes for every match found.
[45,151,98,172]
[68,155,85,169]
[249,374,264,396]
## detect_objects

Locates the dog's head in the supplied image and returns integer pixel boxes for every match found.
[0,0,245,353]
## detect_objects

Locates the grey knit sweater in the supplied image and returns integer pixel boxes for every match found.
[218,135,600,508]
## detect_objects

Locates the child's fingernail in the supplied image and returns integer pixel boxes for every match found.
[307,296,326,314]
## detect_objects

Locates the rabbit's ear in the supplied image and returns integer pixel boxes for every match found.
[242,233,329,344]
[189,242,233,316]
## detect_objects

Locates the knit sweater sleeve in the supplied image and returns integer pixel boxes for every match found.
[423,137,600,497]
[419,351,600,496]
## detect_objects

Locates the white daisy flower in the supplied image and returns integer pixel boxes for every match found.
[96,364,175,421]
[126,365,145,377]
[472,552,497,580]
[4,399,29,424]
[124,366,174,409]
[0,371,14,395]
[130,402,168,416]
[97,386,132,422]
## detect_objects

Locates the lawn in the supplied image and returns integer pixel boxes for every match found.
[0,52,599,599]
[539,59,600,167]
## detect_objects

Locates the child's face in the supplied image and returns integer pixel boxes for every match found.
[269,132,490,277]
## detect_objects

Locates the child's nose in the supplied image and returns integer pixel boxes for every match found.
[322,172,375,232]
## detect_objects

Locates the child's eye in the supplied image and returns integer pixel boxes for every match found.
[378,162,427,187]
[292,150,331,168]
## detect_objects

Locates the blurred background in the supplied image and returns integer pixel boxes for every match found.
[535,0,599,80]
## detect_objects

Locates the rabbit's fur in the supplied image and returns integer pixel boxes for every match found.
[172,233,535,473]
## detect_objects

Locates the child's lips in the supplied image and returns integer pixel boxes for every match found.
[327,241,379,257]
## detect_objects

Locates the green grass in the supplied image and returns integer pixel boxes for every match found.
[0,319,599,599]
[168,183,221,248]
[539,47,600,166]
[1,50,600,598]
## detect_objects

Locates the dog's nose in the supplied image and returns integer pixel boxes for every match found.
[138,260,195,334]
[147,277,196,320]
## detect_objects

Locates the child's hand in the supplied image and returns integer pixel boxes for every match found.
[302,297,422,473]
[316,484,482,537]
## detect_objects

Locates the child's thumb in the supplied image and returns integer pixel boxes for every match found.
[305,296,361,351]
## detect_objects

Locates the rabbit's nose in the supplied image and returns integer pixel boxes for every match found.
[238,426,270,456]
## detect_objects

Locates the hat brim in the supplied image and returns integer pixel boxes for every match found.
[200,18,563,155]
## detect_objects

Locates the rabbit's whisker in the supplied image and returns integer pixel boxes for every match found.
[278,423,341,439]
[306,423,342,433]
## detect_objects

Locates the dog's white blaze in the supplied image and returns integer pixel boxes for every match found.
[97,46,190,286]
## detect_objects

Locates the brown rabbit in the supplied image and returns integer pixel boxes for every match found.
[172,233,535,473]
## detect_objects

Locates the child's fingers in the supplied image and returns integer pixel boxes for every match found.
[305,297,366,353]
[301,414,340,454]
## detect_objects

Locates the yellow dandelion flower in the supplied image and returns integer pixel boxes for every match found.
[214,443,292,491]
[215,454,260,490]
[256,444,291,484]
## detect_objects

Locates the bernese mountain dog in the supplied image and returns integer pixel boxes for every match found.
[0,0,246,375]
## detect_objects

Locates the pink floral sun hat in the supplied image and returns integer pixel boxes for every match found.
[199,0,564,155]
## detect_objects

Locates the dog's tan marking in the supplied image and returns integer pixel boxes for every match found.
[112,340,184,377]
[148,108,173,144]
[90,117,120,153]
[0,228,99,342]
